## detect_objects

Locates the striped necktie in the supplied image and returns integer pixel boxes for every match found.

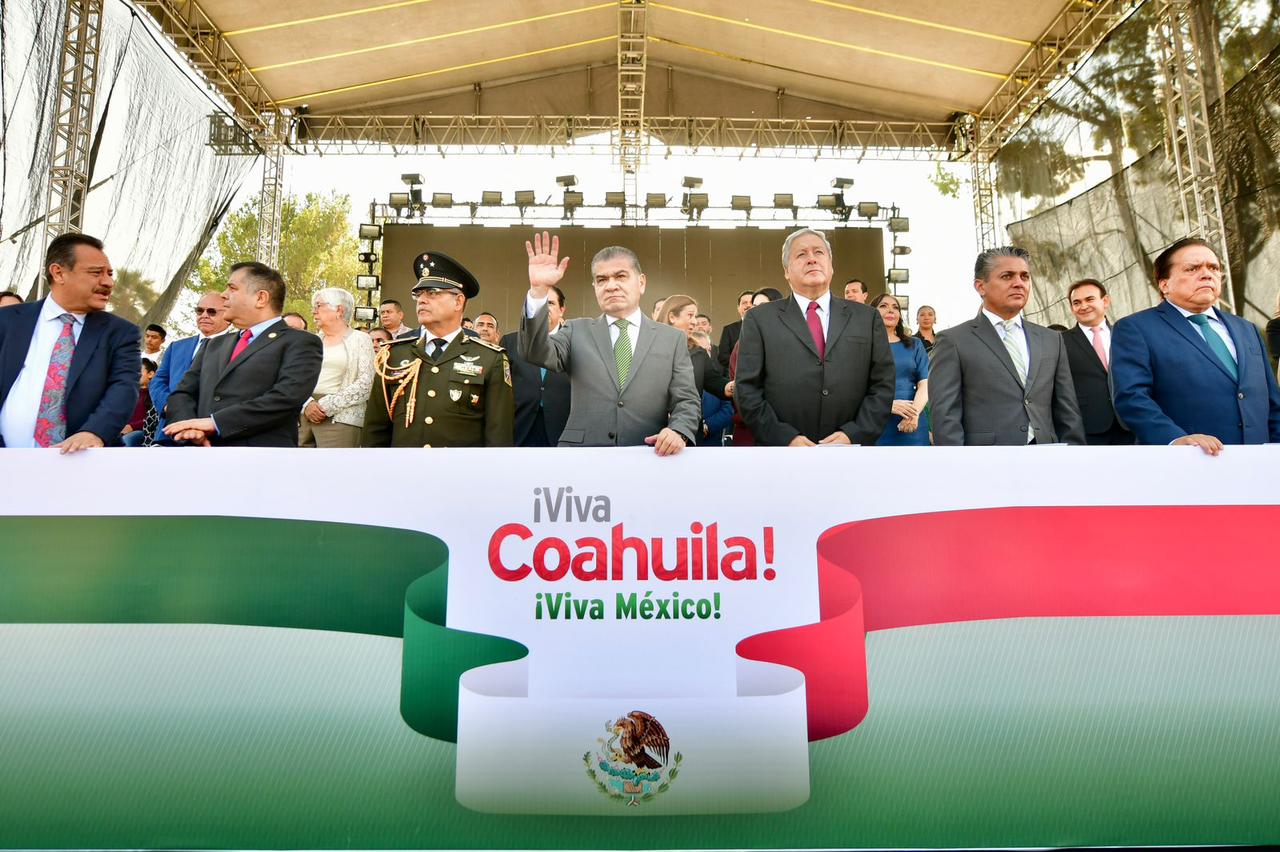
[1001,320,1027,384]
[613,318,632,386]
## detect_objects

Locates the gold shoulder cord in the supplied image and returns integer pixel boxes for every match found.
[374,349,423,428]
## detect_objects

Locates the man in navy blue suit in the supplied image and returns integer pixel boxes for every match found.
[150,291,232,431]
[1111,237,1280,455]
[0,233,140,452]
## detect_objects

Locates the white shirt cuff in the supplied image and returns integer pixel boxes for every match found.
[525,293,548,318]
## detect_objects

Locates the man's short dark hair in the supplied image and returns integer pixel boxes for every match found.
[0,291,23,303]
[844,278,866,292]
[974,246,1031,281]
[753,287,785,302]
[1153,237,1216,283]
[462,316,473,324]
[476,311,498,323]
[696,313,711,322]
[229,261,287,312]
[379,298,403,310]
[592,246,642,276]
[145,323,167,339]
[737,290,754,301]
[548,285,567,309]
[1067,278,1108,301]
[45,233,105,285]
[141,358,158,372]
[282,311,308,329]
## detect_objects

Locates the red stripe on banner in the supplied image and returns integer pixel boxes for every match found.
[736,506,1280,742]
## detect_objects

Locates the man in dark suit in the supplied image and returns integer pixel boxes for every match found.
[520,232,700,455]
[929,246,1085,446]
[1061,278,1132,445]
[164,262,322,447]
[149,292,232,432]
[716,290,754,371]
[1112,237,1280,454]
[501,283,571,447]
[0,233,139,452]
[735,228,896,446]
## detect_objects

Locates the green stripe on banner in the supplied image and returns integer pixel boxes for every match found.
[0,516,525,743]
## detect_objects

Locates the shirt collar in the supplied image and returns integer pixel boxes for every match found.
[422,326,463,347]
[609,308,645,329]
[239,316,282,340]
[42,295,86,324]
[982,308,1023,329]
[1169,302,1221,323]
[792,290,831,314]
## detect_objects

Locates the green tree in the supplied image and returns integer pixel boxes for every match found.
[194,190,361,318]
[110,268,158,325]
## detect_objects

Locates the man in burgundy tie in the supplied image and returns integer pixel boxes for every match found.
[1061,278,1133,445]
[734,228,896,446]
[163,262,321,447]
[0,233,140,452]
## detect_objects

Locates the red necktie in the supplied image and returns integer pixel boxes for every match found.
[229,329,253,361]
[806,301,826,360]
[1091,326,1108,371]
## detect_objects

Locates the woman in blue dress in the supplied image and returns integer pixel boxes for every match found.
[871,293,930,446]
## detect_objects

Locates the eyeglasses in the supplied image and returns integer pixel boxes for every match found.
[194,308,220,317]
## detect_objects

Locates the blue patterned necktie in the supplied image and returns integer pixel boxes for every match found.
[1187,313,1237,381]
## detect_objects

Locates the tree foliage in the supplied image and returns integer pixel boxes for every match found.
[110,268,158,326]
[193,190,360,318]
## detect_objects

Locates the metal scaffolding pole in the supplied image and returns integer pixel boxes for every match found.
[961,115,1000,251]
[617,0,647,224]
[256,112,284,267]
[44,0,105,290]
[1155,0,1233,310]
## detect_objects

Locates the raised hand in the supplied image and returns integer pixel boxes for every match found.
[526,231,570,297]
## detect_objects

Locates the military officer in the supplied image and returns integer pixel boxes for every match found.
[362,252,513,448]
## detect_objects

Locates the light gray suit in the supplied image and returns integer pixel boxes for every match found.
[929,310,1085,446]
[519,303,701,446]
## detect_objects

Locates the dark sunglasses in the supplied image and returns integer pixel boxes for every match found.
[194,308,220,317]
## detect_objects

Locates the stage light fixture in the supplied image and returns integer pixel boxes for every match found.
[357,251,379,264]
[892,245,912,256]
[432,192,454,208]
[857,201,880,219]
[682,176,703,189]
[401,173,424,186]
[605,191,627,207]
[481,190,503,206]
[563,190,584,208]
[358,224,382,240]
[773,193,794,208]
[887,268,910,284]
[731,195,752,211]
[355,274,380,290]
[645,193,667,208]
[514,190,536,206]
[888,216,910,232]
[556,175,578,188]
[388,191,411,207]
[831,177,854,189]
[816,194,841,209]
[353,306,377,323]
[686,193,709,209]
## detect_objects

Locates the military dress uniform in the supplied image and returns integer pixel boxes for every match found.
[361,249,514,448]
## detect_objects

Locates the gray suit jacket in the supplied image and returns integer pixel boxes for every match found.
[519,303,701,446]
[929,310,1085,446]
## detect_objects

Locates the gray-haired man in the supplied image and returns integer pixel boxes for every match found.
[929,246,1085,446]
[735,228,896,446]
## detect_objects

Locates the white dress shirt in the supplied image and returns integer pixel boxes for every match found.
[983,308,1031,372]
[791,290,832,339]
[0,296,87,447]
[1170,303,1237,361]
[418,326,464,350]
[1079,321,1112,364]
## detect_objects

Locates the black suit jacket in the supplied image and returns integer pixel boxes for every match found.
[0,300,140,446]
[1062,323,1132,442]
[501,330,571,447]
[717,320,742,371]
[166,319,322,447]
[735,295,896,445]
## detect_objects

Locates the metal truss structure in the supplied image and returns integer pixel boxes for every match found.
[256,112,285,267]
[959,115,999,251]
[290,114,956,160]
[617,0,647,221]
[43,0,104,282]
[1154,0,1233,309]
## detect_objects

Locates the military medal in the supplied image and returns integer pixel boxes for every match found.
[450,388,462,402]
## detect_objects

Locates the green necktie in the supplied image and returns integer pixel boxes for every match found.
[1187,313,1237,381]
[1001,320,1028,384]
[614,318,632,386]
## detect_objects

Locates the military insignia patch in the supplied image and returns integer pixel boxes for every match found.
[503,354,512,387]
[586,711,681,806]
[449,388,462,402]
[469,393,479,406]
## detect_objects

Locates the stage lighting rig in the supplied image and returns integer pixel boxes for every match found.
[353,306,377,324]
[355,274,380,290]
[401,173,424,186]
[358,224,382,241]
[888,216,910,232]
[432,193,454,208]
[857,201,880,220]
[556,175,578,188]
[514,190,536,206]
[358,251,379,264]
[892,245,912,256]
[645,193,667,208]
[887,268,909,284]
[681,191,709,221]
[682,176,703,189]
[481,191,503,206]
[831,177,853,190]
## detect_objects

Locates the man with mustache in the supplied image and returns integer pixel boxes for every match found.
[1111,237,1280,454]
[0,233,140,452]
[929,246,1085,446]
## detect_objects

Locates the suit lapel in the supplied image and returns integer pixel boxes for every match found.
[218,320,288,383]
[972,312,1024,387]
[66,311,106,391]
[824,297,852,355]
[778,297,820,359]
[1219,309,1250,384]
[1069,325,1106,377]
[590,316,621,391]
[628,316,661,392]
[1155,300,1236,382]
[1022,321,1041,389]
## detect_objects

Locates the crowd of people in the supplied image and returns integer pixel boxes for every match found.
[1,228,1277,455]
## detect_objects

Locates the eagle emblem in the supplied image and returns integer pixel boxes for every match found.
[584,710,682,806]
